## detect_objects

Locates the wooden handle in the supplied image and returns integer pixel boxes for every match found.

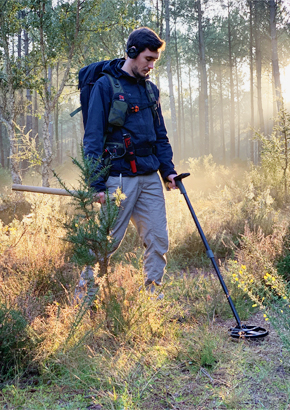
[12,184,78,196]
[12,184,114,201]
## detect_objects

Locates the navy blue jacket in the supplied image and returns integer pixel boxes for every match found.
[83,58,176,192]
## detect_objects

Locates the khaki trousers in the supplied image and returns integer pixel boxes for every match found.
[106,172,169,285]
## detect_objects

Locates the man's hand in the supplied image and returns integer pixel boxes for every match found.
[93,192,106,204]
[166,174,177,190]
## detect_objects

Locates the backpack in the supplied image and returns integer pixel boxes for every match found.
[70,60,158,130]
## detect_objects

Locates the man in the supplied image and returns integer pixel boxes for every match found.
[78,27,177,299]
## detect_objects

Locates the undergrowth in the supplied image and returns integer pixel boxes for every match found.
[1,149,290,408]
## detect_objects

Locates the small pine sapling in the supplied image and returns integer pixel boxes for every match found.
[54,146,125,302]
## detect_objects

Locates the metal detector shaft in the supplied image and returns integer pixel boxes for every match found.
[174,174,242,328]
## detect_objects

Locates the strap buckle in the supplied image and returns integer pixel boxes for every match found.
[131,105,139,113]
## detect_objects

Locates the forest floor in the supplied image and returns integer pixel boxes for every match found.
[1,182,290,409]
[1,309,289,410]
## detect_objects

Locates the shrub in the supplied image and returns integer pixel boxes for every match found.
[0,303,37,380]
[276,226,290,282]
[226,224,290,353]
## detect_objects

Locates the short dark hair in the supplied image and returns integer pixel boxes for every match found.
[126,27,166,54]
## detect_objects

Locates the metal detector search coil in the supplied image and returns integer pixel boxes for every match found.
[174,173,269,339]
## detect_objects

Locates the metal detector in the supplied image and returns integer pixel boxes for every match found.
[174,173,268,339]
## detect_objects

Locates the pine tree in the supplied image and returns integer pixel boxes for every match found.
[54,147,125,302]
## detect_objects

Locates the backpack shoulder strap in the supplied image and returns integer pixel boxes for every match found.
[145,81,158,119]
[99,73,126,144]
[101,72,124,95]
[145,81,156,102]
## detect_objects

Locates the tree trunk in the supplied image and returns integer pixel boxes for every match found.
[180,68,185,159]
[33,90,39,141]
[197,0,209,155]
[198,63,203,157]
[55,62,60,164]
[165,0,178,161]
[25,91,32,136]
[209,68,214,155]
[156,0,164,38]
[24,30,32,136]
[39,0,80,186]
[272,70,277,119]
[42,109,53,186]
[2,32,22,183]
[174,19,181,144]
[18,13,24,130]
[48,66,54,149]
[189,66,194,155]
[32,38,39,143]
[269,0,282,112]
[228,1,235,160]
[218,64,226,164]
[248,0,255,163]
[0,124,4,168]
[235,60,241,159]
[61,119,63,163]
[174,15,182,157]
[254,0,265,163]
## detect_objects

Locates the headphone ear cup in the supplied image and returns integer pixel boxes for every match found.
[127,46,139,59]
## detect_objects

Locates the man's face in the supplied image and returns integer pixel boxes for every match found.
[131,48,160,79]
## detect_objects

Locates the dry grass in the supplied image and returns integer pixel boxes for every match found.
[1,159,290,408]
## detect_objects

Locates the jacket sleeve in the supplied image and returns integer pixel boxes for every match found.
[153,86,177,181]
[83,76,112,192]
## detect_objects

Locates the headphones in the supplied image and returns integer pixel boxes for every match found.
[126,46,139,59]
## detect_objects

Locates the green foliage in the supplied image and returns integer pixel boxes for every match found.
[226,226,290,354]
[54,147,122,278]
[276,226,290,281]
[3,157,290,407]
[254,107,290,205]
[0,303,37,380]
[276,252,290,281]
[170,269,254,324]
[9,125,43,170]
[179,326,220,371]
